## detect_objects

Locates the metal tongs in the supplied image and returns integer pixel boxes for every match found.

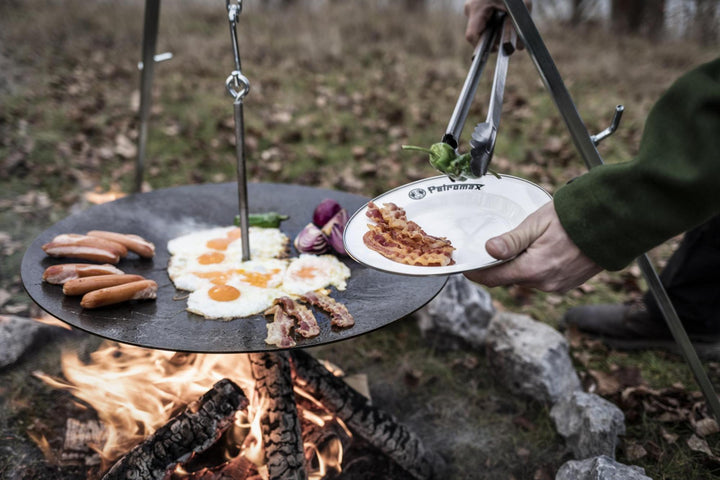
[442,11,516,178]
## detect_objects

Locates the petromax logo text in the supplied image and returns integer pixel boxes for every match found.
[427,183,484,194]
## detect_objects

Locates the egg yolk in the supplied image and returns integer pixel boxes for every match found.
[206,228,243,251]
[208,284,241,302]
[193,271,232,285]
[239,269,280,288]
[295,265,319,280]
[206,237,232,251]
[192,268,281,288]
[198,252,225,265]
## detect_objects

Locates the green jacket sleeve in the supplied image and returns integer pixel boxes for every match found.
[554,57,720,271]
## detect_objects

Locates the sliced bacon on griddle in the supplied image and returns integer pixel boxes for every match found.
[301,291,354,328]
[363,201,455,266]
[264,305,296,348]
[273,296,320,338]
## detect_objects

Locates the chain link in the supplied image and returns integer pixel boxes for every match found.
[226,0,249,101]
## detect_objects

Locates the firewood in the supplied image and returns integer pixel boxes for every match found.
[101,379,248,480]
[168,454,260,480]
[290,350,444,480]
[248,352,307,480]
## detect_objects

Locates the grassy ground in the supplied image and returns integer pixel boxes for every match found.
[1,1,720,479]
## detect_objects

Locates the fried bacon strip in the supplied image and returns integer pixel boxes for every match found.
[264,305,296,348]
[272,296,320,338]
[301,291,354,328]
[264,296,320,347]
[42,263,124,284]
[363,201,455,266]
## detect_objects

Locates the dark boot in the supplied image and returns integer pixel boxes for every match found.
[561,301,720,350]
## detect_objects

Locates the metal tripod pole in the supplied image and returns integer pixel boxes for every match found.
[501,0,720,422]
[134,0,161,193]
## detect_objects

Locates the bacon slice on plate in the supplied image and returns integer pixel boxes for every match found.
[362,201,455,266]
[301,291,354,328]
[264,304,296,348]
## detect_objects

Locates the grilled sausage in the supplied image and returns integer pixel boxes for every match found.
[42,264,125,284]
[63,274,145,296]
[86,231,155,258]
[80,280,158,309]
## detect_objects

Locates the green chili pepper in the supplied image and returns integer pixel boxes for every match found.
[234,212,289,228]
[402,143,501,181]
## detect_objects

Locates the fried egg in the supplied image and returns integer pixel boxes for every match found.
[167,226,351,320]
[281,254,351,295]
[187,280,285,320]
[168,226,289,260]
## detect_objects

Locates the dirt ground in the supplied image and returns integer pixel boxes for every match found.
[2,1,720,479]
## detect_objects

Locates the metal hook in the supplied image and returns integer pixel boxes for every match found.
[226,71,250,100]
[591,105,624,146]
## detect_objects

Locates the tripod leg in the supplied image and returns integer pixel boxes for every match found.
[135,0,161,193]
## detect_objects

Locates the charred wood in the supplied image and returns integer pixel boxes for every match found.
[249,352,307,480]
[101,379,248,480]
[169,454,260,480]
[290,350,443,480]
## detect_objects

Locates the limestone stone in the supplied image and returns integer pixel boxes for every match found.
[551,391,626,459]
[0,315,53,368]
[416,275,495,350]
[485,312,581,404]
[555,455,652,480]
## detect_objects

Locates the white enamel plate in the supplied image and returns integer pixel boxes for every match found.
[343,175,553,276]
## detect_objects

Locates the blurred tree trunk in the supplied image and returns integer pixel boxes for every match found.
[694,0,719,45]
[611,0,665,37]
[403,0,426,11]
[571,0,584,25]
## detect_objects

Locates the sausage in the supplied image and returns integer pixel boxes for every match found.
[51,234,128,258]
[43,263,125,284]
[63,274,145,296]
[42,243,120,264]
[80,280,158,309]
[86,231,155,258]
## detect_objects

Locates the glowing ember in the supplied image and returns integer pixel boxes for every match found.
[34,342,347,478]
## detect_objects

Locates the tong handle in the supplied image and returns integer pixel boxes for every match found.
[442,11,505,149]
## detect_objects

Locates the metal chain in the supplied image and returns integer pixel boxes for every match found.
[226,0,250,102]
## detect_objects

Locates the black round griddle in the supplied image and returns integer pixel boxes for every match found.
[21,182,446,353]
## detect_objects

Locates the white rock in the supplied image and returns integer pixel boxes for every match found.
[0,315,50,368]
[416,275,495,350]
[551,391,626,459]
[555,455,652,480]
[485,312,581,404]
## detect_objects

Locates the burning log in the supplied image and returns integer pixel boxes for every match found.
[290,350,444,480]
[102,379,249,480]
[248,352,307,480]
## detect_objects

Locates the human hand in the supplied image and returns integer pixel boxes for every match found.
[463,0,532,48]
[463,202,603,293]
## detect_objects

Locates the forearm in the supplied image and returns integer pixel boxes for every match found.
[554,58,720,271]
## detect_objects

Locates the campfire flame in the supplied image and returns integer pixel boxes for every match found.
[34,342,347,478]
